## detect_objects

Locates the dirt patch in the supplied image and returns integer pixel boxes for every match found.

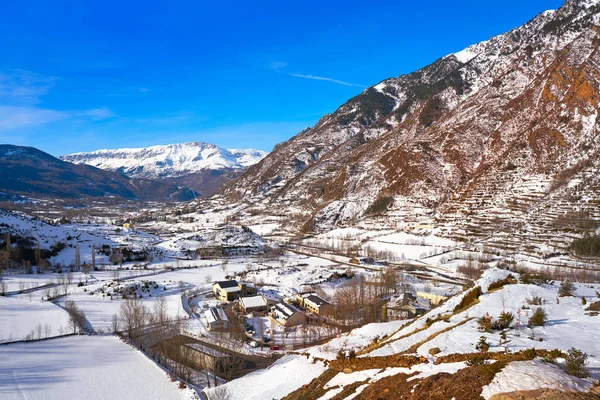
[329,354,425,372]
[490,389,599,400]
[357,362,506,400]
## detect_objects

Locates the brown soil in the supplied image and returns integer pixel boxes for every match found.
[490,389,600,400]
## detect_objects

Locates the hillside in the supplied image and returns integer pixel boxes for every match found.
[0,145,196,202]
[218,0,600,256]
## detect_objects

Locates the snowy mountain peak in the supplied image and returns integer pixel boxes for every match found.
[60,142,268,179]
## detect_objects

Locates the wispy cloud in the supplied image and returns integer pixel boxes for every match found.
[270,61,288,71]
[0,106,67,129]
[76,107,117,121]
[0,70,57,105]
[289,73,366,88]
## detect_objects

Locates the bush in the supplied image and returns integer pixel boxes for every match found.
[348,349,357,359]
[477,313,493,332]
[585,301,600,311]
[523,348,537,360]
[543,349,564,363]
[559,281,576,297]
[466,354,488,366]
[582,297,587,305]
[453,286,482,313]
[528,308,548,327]
[492,311,514,330]
[476,336,490,353]
[526,296,542,306]
[488,274,517,291]
[564,348,589,378]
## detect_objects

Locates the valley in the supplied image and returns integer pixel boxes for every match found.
[2,0,600,399]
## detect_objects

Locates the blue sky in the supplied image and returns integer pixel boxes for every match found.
[0,0,562,155]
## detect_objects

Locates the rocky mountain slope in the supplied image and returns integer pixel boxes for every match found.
[0,145,196,202]
[61,142,267,179]
[221,0,600,251]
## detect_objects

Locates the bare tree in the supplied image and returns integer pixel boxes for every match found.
[91,244,96,271]
[64,300,87,334]
[111,313,120,333]
[120,298,148,342]
[74,244,81,272]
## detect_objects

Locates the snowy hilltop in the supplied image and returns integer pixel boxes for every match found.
[61,142,268,179]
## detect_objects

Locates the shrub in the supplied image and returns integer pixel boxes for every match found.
[336,349,346,360]
[476,336,490,353]
[559,281,576,297]
[526,296,542,306]
[565,348,589,378]
[453,286,482,313]
[178,381,187,389]
[523,348,537,360]
[492,311,514,331]
[586,301,600,311]
[477,313,493,332]
[543,349,564,363]
[488,274,517,291]
[582,297,587,305]
[466,354,488,366]
[348,349,357,359]
[528,308,547,327]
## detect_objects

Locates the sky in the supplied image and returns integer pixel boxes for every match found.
[0,0,563,156]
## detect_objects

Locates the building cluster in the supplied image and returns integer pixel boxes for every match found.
[211,281,335,330]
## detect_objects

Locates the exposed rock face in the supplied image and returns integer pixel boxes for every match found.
[221,0,600,249]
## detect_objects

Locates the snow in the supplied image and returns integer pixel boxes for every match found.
[203,355,326,400]
[481,360,595,399]
[61,142,267,179]
[0,297,71,343]
[0,335,193,399]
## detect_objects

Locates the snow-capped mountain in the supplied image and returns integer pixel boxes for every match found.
[61,142,268,179]
[218,0,600,251]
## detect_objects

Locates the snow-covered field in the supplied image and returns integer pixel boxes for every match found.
[204,354,327,400]
[0,297,71,342]
[0,335,195,399]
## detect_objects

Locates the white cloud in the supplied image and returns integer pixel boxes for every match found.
[270,61,288,70]
[77,107,117,121]
[289,73,366,88]
[0,70,56,105]
[0,106,67,129]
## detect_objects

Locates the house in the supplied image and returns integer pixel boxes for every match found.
[302,294,335,317]
[387,293,428,320]
[271,302,307,327]
[295,291,318,307]
[417,291,448,306]
[185,343,231,371]
[204,307,230,330]
[239,295,269,314]
[213,280,241,301]
[387,303,427,319]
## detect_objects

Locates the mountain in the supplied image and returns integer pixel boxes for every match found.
[0,145,196,202]
[221,0,600,252]
[60,142,268,179]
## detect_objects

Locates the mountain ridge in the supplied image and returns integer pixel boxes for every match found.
[213,0,600,256]
[60,141,268,180]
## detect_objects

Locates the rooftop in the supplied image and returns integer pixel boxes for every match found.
[240,295,267,309]
[304,294,331,307]
[215,280,239,288]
